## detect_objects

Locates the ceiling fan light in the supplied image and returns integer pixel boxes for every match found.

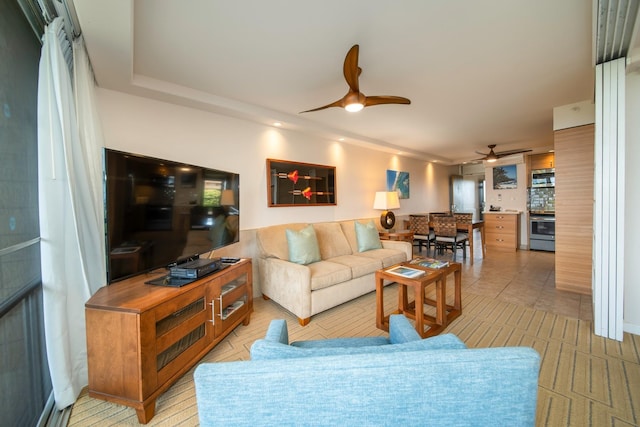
[345,102,364,112]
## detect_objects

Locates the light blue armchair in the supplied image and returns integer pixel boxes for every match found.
[194,315,540,426]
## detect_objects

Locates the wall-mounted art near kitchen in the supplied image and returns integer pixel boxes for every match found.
[493,164,517,189]
[266,159,336,206]
[387,169,410,199]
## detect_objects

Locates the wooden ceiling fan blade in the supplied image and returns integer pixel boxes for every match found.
[343,44,360,92]
[496,149,532,158]
[364,95,411,107]
[299,98,345,113]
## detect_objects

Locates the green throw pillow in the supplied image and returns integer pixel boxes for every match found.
[355,220,383,252]
[285,225,321,265]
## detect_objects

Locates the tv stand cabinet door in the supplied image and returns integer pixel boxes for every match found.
[86,307,147,403]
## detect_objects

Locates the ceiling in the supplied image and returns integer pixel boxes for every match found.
[69,1,637,164]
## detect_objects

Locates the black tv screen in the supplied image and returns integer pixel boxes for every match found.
[104,149,240,282]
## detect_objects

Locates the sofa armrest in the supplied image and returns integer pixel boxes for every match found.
[388,315,467,349]
[381,240,412,261]
[388,314,422,343]
[258,257,312,320]
[263,319,289,345]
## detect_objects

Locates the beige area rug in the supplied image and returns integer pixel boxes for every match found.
[68,287,640,426]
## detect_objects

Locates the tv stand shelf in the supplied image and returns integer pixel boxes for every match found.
[85,258,253,424]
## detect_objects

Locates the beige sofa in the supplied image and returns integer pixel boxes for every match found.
[256,219,412,325]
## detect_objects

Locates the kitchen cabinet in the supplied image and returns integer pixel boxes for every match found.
[528,153,555,187]
[85,259,253,423]
[484,212,520,252]
[529,153,555,170]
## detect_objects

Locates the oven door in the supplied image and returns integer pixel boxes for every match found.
[530,217,555,240]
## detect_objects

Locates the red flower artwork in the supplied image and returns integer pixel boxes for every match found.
[287,170,299,184]
[301,187,312,200]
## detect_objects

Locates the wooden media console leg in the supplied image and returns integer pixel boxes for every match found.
[136,402,155,424]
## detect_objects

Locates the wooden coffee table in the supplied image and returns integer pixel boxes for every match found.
[375,261,462,338]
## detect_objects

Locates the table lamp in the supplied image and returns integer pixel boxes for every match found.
[220,189,235,206]
[220,189,238,215]
[373,191,400,229]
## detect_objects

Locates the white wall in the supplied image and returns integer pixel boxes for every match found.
[624,72,640,334]
[97,89,452,226]
[484,158,529,248]
[95,88,453,290]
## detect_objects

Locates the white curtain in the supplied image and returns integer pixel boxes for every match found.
[38,17,106,409]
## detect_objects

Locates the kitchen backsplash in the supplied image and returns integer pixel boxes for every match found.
[529,187,555,212]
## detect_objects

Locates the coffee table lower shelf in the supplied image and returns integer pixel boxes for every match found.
[375,262,462,338]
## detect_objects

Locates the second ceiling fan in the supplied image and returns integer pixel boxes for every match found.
[475,144,532,162]
[300,44,411,113]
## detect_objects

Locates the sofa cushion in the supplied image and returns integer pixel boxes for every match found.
[354,220,383,252]
[308,260,352,290]
[286,224,321,265]
[257,222,307,260]
[328,254,382,278]
[340,219,376,253]
[354,247,408,267]
[312,222,353,259]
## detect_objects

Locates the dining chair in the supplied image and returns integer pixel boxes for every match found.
[453,213,473,252]
[408,214,434,254]
[433,215,468,261]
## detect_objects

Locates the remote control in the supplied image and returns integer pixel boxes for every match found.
[221,257,241,264]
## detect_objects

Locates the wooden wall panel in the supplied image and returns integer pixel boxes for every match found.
[554,124,594,294]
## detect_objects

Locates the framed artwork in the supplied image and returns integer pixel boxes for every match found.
[266,159,336,207]
[493,164,518,189]
[386,170,410,199]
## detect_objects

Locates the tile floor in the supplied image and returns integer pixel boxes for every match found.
[415,233,593,321]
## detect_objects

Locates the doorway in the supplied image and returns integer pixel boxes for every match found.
[450,174,484,220]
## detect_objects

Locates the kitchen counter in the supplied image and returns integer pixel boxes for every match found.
[483,210,522,214]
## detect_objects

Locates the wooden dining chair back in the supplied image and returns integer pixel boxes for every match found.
[433,215,468,261]
[453,213,473,224]
[409,214,434,254]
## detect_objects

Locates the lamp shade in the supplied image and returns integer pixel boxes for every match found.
[220,189,235,206]
[373,191,400,210]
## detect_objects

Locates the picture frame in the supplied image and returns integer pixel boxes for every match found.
[493,164,518,189]
[266,159,336,207]
[386,170,410,199]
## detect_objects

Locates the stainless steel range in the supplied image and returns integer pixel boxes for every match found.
[529,213,555,252]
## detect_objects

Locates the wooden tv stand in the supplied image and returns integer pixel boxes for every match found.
[85,259,253,424]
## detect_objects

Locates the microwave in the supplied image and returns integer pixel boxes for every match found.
[531,168,555,187]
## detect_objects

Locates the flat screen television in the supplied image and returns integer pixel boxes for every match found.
[104,149,240,283]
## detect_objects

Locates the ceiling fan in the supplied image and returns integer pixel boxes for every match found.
[475,144,532,163]
[300,44,411,113]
